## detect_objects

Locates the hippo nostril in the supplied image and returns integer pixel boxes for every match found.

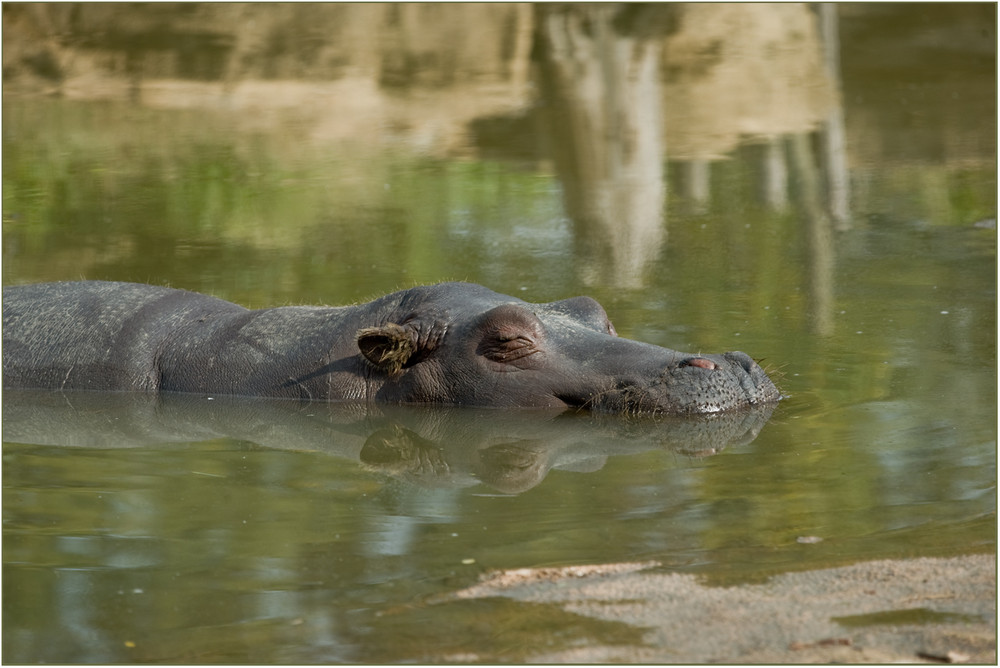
[682,357,717,370]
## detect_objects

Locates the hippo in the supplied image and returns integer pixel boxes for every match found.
[1,281,780,414]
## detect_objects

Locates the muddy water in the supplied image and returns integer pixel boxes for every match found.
[2,4,995,663]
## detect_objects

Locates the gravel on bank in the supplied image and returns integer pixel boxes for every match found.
[448,553,996,663]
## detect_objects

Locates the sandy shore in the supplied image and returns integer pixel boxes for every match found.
[446,553,996,663]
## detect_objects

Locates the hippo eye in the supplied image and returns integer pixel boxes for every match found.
[480,333,538,364]
[475,303,545,367]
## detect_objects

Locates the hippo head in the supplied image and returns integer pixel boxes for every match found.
[355,283,780,415]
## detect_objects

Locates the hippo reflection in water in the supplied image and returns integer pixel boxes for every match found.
[2,281,780,414]
[4,391,777,493]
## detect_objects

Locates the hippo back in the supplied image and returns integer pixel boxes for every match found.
[2,281,245,392]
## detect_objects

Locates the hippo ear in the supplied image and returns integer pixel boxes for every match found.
[357,323,417,376]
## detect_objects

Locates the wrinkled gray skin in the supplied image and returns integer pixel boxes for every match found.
[2,281,780,414]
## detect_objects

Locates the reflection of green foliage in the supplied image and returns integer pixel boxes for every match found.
[2,98,566,306]
[2,97,996,662]
[949,168,998,223]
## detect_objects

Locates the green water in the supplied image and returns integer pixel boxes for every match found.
[832,607,986,628]
[2,4,995,663]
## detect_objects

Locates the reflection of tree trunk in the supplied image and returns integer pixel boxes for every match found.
[508,4,534,95]
[125,48,142,104]
[815,3,851,230]
[680,159,710,214]
[784,6,846,337]
[759,137,788,211]
[534,5,667,289]
[789,133,834,337]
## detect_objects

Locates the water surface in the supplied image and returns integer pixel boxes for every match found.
[2,4,995,663]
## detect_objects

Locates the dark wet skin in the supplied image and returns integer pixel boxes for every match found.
[2,281,780,414]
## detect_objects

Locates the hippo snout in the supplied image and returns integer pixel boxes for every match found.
[723,351,779,406]
[640,350,779,414]
[725,351,760,374]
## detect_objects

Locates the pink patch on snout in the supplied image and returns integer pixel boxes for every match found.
[686,358,717,370]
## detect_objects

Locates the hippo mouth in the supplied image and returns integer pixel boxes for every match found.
[573,351,781,416]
